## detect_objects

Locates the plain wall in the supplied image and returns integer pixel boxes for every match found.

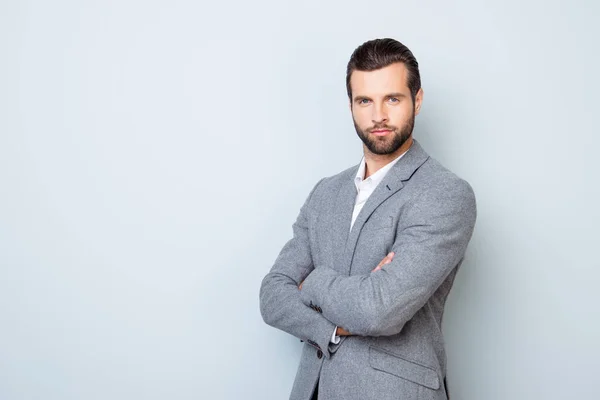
[1,0,598,398]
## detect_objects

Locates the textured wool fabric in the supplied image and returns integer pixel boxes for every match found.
[260,140,477,400]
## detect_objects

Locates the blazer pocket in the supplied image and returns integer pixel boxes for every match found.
[368,346,440,390]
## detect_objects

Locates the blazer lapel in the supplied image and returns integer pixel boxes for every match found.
[340,139,430,275]
[329,170,358,266]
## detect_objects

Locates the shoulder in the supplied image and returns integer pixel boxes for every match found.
[410,156,477,216]
[308,163,357,199]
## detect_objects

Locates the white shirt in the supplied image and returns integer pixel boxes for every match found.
[330,149,409,344]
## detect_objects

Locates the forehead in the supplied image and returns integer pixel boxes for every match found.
[350,62,410,97]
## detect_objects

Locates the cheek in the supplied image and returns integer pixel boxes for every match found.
[389,106,413,126]
[352,109,371,128]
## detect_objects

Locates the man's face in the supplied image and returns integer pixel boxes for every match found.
[350,62,423,156]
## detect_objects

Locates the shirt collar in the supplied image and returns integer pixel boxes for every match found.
[354,149,409,191]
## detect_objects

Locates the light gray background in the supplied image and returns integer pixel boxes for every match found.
[1,0,598,399]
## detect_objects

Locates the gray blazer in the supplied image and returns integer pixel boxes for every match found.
[259,140,477,400]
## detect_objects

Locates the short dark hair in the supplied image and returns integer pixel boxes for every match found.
[346,38,421,103]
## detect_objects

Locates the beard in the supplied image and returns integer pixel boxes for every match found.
[353,110,415,155]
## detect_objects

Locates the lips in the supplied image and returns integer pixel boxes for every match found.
[370,129,392,136]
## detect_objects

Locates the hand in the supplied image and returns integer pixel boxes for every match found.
[301,252,394,289]
[372,252,395,272]
[336,326,351,336]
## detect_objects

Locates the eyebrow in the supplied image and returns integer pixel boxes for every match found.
[385,92,408,98]
[353,93,408,102]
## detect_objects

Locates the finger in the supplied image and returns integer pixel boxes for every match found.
[374,260,391,272]
[378,252,393,266]
[378,254,395,269]
[374,252,396,272]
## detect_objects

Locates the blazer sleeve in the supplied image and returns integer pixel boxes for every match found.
[298,179,477,337]
[259,178,338,357]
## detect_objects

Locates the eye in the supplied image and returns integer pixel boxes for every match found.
[358,98,371,105]
[388,97,399,103]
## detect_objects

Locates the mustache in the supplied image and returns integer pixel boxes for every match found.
[367,124,398,132]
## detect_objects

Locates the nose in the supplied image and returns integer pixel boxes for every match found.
[371,103,388,125]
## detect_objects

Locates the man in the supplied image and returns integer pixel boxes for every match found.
[259,38,477,400]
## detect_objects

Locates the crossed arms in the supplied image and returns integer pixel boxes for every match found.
[259,178,476,358]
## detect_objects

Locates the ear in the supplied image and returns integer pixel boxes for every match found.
[414,88,424,116]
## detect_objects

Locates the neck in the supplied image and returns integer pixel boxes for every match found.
[363,137,413,179]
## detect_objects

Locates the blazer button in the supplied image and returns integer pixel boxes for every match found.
[317,349,323,359]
